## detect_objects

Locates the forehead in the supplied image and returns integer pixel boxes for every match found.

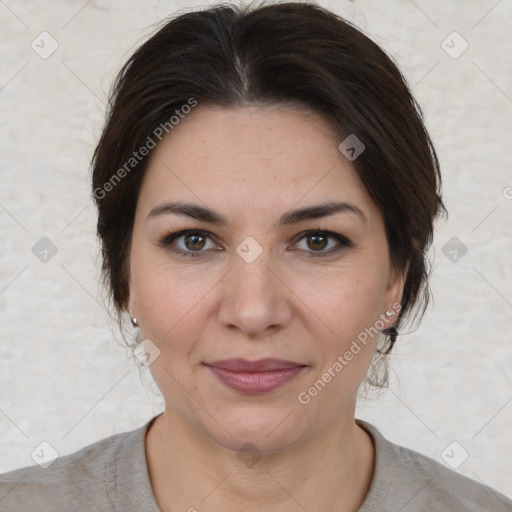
[138,105,375,222]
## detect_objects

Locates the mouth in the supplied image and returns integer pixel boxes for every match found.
[203,358,307,394]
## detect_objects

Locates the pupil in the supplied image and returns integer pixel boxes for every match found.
[310,235,327,250]
[187,234,204,250]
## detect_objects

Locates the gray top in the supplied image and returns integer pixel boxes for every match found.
[0,414,510,511]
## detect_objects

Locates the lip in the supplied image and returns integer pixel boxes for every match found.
[204,358,306,394]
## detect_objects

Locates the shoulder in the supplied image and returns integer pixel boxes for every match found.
[0,417,159,512]
[357,420,512,512]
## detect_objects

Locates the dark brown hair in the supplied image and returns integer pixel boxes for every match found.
[91,1,445,372]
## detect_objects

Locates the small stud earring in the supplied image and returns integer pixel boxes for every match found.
[129,309,139,327]
[385,309,395,318]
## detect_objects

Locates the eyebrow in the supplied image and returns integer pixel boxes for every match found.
[147,200,367,226]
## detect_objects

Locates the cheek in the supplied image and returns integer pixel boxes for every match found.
[131,254,220,355]
[292,267,386,411]
[294,262,387,346]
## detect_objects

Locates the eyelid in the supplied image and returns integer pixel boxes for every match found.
[159,228,351,257]
[159,228,220,255]
[288,229,352,258]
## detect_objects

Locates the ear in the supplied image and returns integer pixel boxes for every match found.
[124,262,136,314]
[126,276,136,315]
[383,261,409,327]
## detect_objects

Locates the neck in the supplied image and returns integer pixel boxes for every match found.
[145,406,375,512]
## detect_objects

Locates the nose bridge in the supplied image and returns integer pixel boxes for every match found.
[234,241,273,294]
[218,236,291,335]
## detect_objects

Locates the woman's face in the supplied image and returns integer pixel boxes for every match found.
[128,105,404,452]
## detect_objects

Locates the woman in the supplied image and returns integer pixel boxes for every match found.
[1,2,510,511]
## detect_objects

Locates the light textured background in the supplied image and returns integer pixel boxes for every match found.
[1,0,511,500]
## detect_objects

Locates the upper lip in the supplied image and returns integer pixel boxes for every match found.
[204,358,305,372]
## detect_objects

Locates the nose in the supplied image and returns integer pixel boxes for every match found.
[217,242,293,338]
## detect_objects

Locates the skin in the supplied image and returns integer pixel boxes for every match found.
[127,105,406,512]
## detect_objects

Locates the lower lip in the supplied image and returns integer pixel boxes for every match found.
[206,366,305,393]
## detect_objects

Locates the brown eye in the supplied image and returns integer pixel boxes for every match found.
[293,230,351,257]
[159,229,221,258]
[307,234,329,251]
[184,233,207,251]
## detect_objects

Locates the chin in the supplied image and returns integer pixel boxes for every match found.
[199,404,311,454]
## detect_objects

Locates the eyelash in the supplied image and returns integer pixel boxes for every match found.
[159,229,352,258]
